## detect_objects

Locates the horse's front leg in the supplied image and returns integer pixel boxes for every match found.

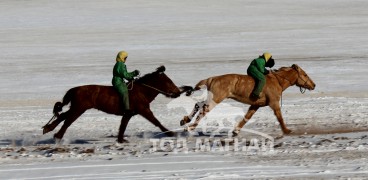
[232,105,259,136]
[117,114,133,143]
[140,108,175,137]
[270,103,292,134]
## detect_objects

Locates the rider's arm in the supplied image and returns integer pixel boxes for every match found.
[254,58,266,74]
[117,63,138,81]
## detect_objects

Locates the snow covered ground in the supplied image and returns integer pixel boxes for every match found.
[0,0,368,179]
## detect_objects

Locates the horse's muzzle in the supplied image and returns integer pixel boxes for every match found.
[309,82,316,90]
[304,80,316,90]
[169,93,180,98]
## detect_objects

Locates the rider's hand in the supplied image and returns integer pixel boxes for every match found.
[133,70,140,76]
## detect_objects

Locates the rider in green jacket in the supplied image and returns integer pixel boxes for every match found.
[112,51,140,111]
[247,52,275,100]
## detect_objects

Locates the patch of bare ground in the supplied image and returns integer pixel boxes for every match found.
[290,124,368,136]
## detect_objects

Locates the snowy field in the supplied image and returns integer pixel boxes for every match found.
[1,0,368,179]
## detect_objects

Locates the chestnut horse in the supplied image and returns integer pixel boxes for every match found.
[43,66,191,143]
[180,64,316,136]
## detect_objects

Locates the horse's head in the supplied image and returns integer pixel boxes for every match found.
[136,66,182,98]
[291,64,316,91]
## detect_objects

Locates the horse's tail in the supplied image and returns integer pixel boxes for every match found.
[53,88,75,117]
[185,78,211,96]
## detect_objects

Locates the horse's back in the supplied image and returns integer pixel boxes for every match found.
[72,84,116,97]
[199,74,251,102]
[208,73,277,88]
[205,74,252,89]
[204,73,277,101]
[67,85,121,114]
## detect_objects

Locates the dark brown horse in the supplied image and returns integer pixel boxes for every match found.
[43,66,191,143]
[180,64,316,136]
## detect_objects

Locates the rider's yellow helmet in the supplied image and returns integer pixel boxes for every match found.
[116,51,128,62]
[263,52,272,62]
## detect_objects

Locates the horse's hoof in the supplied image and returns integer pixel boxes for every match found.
[42,127,49,134]
[166,131,176,137]
[184,126,194,132]
[283,129,292,134]
[43,125,53,134]
[232,131,239,137]
[180,116,190,126]
[180,120,186,126]
[185,125,197,132]
[117,139,129,144]
[53,134,63,143]
[54,137,62,144]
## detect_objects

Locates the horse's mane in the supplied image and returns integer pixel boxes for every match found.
[135,66,166,83]
[277,66,290,71]
[272,66,293,73]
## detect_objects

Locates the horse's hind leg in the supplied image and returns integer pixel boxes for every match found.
[53,109,85,140]
[186,100,217,131]
[43,111,69,134]
[180,101,205,126]
[232,105,259,136]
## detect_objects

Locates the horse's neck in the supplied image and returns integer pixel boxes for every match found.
[273,69,297,91]
[136,81,160,102]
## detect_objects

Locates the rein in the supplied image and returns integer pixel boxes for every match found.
[127,80,175,97]
[273,69,307,94]
[141,83,175,97]
[273,68,308,107]
[273,72,287,107]
[274,72,293,88]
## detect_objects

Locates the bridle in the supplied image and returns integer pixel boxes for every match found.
[273,68,308,94]
[141,83,176,97]
[273,68,309,107]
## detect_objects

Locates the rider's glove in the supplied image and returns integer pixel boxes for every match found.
[133,70,140,76]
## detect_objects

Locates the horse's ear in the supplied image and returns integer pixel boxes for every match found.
[156,66,166,73]
[292,64,299,70]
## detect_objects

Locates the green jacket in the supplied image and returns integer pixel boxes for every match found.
[247,57,270,96]
[112,61,137,86]
[247,57,269,75]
